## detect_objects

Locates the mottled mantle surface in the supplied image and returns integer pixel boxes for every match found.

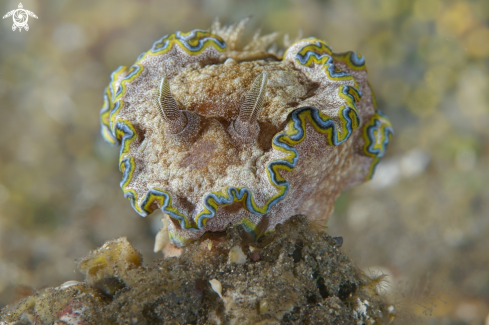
[0,216,400,325]
[100,24,393,246]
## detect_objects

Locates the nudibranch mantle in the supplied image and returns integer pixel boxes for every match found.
[100,22,393,247]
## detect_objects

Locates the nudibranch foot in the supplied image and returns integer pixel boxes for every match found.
[100,18,393,246]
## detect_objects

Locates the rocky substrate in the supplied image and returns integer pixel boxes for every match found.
[0,216,398,324]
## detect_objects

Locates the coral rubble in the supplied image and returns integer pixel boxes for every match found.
[0,216,396,324]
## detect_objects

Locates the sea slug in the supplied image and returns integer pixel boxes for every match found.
[100,19,393,246]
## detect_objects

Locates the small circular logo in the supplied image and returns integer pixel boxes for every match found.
[2,3,38,32]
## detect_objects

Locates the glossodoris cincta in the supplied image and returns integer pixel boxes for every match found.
[100,20,393,247]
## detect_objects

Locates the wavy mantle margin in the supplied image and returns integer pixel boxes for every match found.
[99,30,392,245]
[362,109,394,179]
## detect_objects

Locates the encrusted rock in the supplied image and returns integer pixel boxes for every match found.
[0,216,397,324]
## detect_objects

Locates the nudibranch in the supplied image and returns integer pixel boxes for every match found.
[100,19,393,247]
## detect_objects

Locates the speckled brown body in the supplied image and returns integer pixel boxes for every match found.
[100,21,393,246]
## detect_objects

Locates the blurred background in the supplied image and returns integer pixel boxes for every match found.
[0,0,488,323]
